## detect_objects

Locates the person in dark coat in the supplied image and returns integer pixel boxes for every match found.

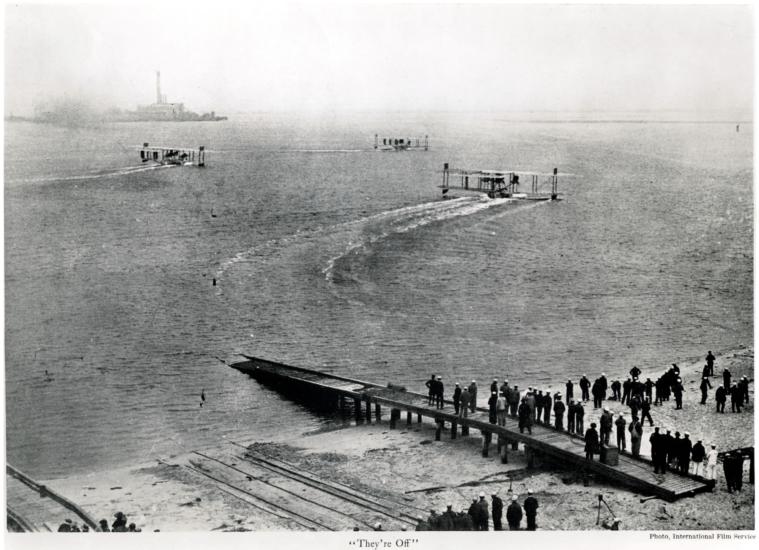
[706,351,715,376]
[644,378,654,403]
[488,391,498,424]
[591,378,604,409]
[566,379,574,402]
[490,379,499,395]
[691,439,706,476]
[640,397,654,426]
[467,497,481,530]
[575,401,585,434]
[615,413,627,451]
[459,387,470,418]
[739,376,750,405]
[723,369,732,391]
[112,512,128,532]
[425,374,436,405]
[518,399,533,434]
[523,490,539,531]
[672,378,684,410]
[452,383,462,415]
[585,423,599,461]
[508,385,520,416]
[506,495,523,530]
[628,416,643,457]
[535,390,544,422]
[699,377,712,405]
[666,431,678,468]
[730,383,742,412]
[491,493,504,531]
[553,397,565,431]
[579,375,590,402]
[611,379,622,401]
[435,376,445,409]
[650,427,664,473]
[468,380,478,413]
[477,493,489,531]
[715,385,727,413]
[621,377,632,405]
[679,433,692,474]
[702,364,711,380]
[543,392,552,424]
[629,394,641,419]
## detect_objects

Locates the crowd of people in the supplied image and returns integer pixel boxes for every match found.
[423,351,751,484]
[418,491,539,531]
[57,511,142,533]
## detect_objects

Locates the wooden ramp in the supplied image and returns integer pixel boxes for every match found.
[232,356,714,502]
[6,464,100,532]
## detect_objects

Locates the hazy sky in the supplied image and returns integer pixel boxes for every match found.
[4,2,754,115]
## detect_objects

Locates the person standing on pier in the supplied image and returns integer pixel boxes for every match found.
[580,375,591,402]
[500,379,510,398]
[705,444,718,480]
[592,378,604,409]
[700,377,712,405]
[691,439,706,476]
[435,376,445,409]
[518,398,533,434]
[553,395,565,431]
[523,490,539,531]
[679,433,692,474]
[567,400,576,433]
[491,379,499,395]
[506,495,523,530]
[706,351,715,376]
[629,416,642,457]
[488,391,498,424]
[468,380,478,413]
[566,379,574,402]
[599,408,613,446]
[715,385,727,413]
[459,387,470,418]
[467,498,480,529]
[739,376,750,405]
[575,400,585,435]
[477,493,490,530]
[491,493,504,531]
[615,413,627,451]
[426,374,436,406]
[630,365,642,380]
[599,373,609,400]
[535,390,544,422]
[497,392,507,426]
[508,386,520,417]
[453,383,462,415]
[544,391,553,424]
[584,423,599,461]
[650,427,665,474]
[644,378,654,403]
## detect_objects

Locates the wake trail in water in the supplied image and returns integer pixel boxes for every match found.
[8,164,175,184]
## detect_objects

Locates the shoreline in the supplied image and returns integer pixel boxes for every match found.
[38,346,754,531]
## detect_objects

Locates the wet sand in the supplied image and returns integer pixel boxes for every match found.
[41,347,754,532]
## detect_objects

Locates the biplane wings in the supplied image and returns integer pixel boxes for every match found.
[439,163,569,200]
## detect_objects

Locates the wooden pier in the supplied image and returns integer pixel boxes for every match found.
[6,464,100,532]
[232,356,715,502]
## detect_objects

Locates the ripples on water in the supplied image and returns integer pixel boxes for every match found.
[4,114,752,478]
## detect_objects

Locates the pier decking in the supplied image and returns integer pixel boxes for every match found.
[6,464,99,532]
[232,356,715,502]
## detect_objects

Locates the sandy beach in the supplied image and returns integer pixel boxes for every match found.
[41,347,754,532]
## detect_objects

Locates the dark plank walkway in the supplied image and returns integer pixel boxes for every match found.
[232,356,715,501]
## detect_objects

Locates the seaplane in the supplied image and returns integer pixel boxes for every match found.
[374,134,429,151]
[439,163,568,200]
[139,143,206,166]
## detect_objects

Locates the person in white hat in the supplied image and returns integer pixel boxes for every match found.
[477,492,490,531]
[599,407,613,446]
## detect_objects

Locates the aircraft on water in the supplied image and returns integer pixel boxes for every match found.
[139,143,206,166]
[439,163,571,200]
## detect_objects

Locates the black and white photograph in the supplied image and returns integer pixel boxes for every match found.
[3,1,755,546]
